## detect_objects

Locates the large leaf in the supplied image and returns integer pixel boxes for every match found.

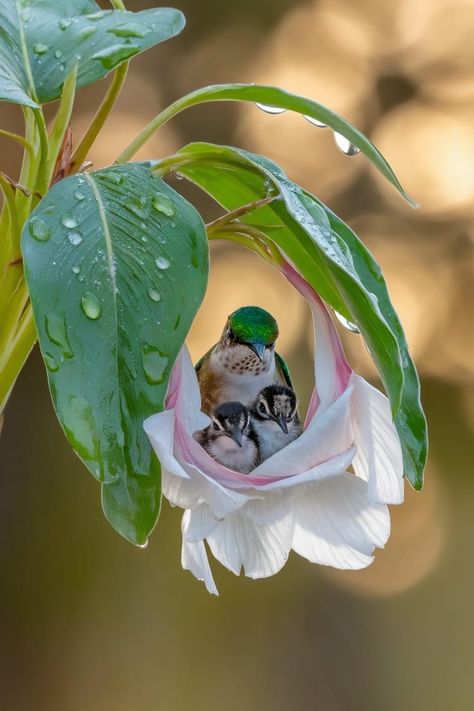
[0,0,185,107]
[154,143,426,487]
[119,83,416,206]
[22,163,208,544]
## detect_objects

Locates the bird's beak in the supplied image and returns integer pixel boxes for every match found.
[275,414,288,434]
[249,342,266,361]
[230,430,243,447]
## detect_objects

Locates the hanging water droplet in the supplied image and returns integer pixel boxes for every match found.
[74,190,85,201]
[33,43,49,55]
[68,231,83,246]
[148,287,161,302]
[72,265,80,274]
[54,49,63,59]
[79,26,97,41]
[334,311,360,333]
[43,353,59,372]
[333,132,361,156]
[256,103,286,115]
[28,217,50,242]
[142,346,168,384]
[152,194,175,217]
[155,256,170,270]
[304,114,326,128]
[81,292,102,320]
[92,44,139,70]
[59,18,72,30]
[107,24,148,38]
[62,215,78,229]
[45,314,73,357]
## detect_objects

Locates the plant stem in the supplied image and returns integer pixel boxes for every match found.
[71,62,129,171]
[0,129,34,162]
[0,305,36,413]
[46,65,78,185]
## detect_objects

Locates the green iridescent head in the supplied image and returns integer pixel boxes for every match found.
[227,306,279,351]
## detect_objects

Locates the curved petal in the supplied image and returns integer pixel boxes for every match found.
[206,510,294,579]
[281,261,352,416]
[291,474,390,569]
[181,511,218,595]
[143,409,189,479]
[184,503,220,543]
[351,375,404,504]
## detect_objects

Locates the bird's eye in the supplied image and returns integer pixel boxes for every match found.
[257,403,267,416]
[228,328,235,340]
[212,421,220,430]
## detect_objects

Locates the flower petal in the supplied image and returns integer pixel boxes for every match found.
[144,409,189,479]
[181,510,218,595]
[184,503,220,543]
[351,375,404,504]
[291,474,390,569]
[206,510,293,579]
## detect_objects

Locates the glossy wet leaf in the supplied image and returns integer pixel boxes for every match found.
[22,163,208,544]
[154,143,426,487]
[0,0,185,107]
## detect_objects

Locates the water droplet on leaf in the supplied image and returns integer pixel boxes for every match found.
[79,26,97,40]
[59,18,72,30]
[68,231,83,246]
[44,205,56,215]
[54,49,63,59]
[85,10,107,20]
[72,265,80,274]
[92,44,140,70]
[74,190,85,201]
[62,215,78,229]
[142,346,168,384]
[256,103,286,115]
[148,288,161,302]
[334,311,360,333]
[155,257,170,270]
[43,353,59,372]
[81,292,102,320]
[152,194,175,217]
[334,132,361,156]
[45,314,73,356]
[304,114,326,128]
[124,198,147,219]
[28,217,50,242]
[33,43,49,55]
[108,24,148,38]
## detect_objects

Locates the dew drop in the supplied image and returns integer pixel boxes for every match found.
[74,190,85,201]
[256,103,286,115]
[334,132,361,156]
[304,114,326,128]
[148,287,161,302]
[72,265,80,274]
[81,292,102,320]
[101,171,122,185]
[28,216,50,242]
[92,44,139,70]
[107,24,148,38]
[142,346,168,385]
[124,198,147,219]
[155,257,170,270]
[191,254,199,268]
[79,26,97,41]
[68,231,83,246]
[334,311,360,333]
[43,353,59,372]
[33,43,49,55]
[44,205,56,215]
[59,18,72,30]
[54,49,63,59]
[85,10,107,20]
[45,314,73,357]
[152,194,175,217]
[62,215,78,229]
[59,63,65,72]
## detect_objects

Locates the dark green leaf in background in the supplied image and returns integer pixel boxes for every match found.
[22,163,208,543]
[0,0,185,107]
[155,142,426,488]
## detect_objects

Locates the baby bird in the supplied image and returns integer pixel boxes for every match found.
[193,401,258,474]
[250,385,302,462]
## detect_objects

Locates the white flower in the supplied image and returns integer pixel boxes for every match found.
[144,261,404,595]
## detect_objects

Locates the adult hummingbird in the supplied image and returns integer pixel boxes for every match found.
[250,385,302,462]
[195,306,293,415]
[193,401,258,473]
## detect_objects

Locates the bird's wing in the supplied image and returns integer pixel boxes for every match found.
[275,351,294,389]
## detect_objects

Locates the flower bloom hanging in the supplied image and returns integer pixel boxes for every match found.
[144,261,404,595]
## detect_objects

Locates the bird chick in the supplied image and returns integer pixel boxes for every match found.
[193,401,258,474]
[250,385,302,462]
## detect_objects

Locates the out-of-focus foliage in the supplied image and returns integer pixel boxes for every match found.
[0,0,472,709]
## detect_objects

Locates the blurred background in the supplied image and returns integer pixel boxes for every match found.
[1,0,473,708]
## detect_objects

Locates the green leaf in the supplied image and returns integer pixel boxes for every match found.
[154,142,427,487]
[118,83,416,207]
[22,163,209,543]
[0,0,185,107]
[309,199,428,489]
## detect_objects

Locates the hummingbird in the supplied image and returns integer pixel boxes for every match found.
[195,306,293,415]
[193,401,258,473]
[250,385,302,462]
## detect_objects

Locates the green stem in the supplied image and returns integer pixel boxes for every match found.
[0,305,36,413]
[32,108,50,197]
[71,62,128,170]
[46,65,78,185]
[109,0,126,8]
[0,176,20,260]
[0,129,34,162]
